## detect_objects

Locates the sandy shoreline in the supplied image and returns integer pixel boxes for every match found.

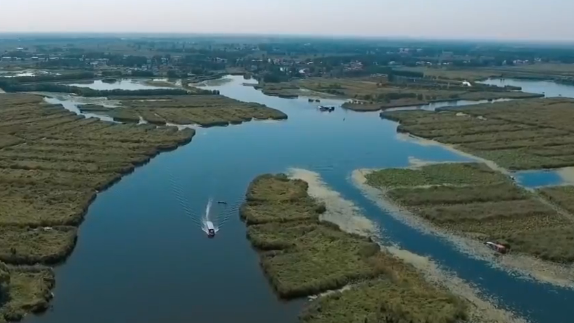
[288,167,528,323]
[351,168,574,289]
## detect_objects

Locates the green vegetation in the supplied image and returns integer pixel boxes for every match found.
[382,98,574,170]
[241,174,468,322]
[115,95,288,127]
[0,93,195,321]
[294,77,540,111]
[254,83,301,98]
[365,162,508,188]
[0,266,55,323]
[365,163,574,263]
[538,186,574,214]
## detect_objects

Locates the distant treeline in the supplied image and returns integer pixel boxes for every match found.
[0,80,219,97]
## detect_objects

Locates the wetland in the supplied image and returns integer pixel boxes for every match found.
[1,75,574,323]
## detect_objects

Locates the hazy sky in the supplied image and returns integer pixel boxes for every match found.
[1,0,573,41]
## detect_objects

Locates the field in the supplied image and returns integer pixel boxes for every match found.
[0,93,195,320]
[382,98,574,170]
[0,265,55,323]
[365,163,574,263]
[111,95,288,126]
[294,77,540,111]
[240,174,468,322]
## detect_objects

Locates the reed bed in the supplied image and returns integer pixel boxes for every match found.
[240,173,469,322]
[0,93,196,320]
[382,98,574,170]
[365,163,574,263]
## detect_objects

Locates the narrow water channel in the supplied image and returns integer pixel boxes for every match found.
[26,76,574,323]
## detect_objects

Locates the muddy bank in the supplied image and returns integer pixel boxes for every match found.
[288,168,378,238]
[352,168,574,289]
[289,168,526,322]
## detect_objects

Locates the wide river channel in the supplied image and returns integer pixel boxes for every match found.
[24,76,574,323]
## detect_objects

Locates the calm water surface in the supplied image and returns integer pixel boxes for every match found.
[68,79,173,91]
[26,76,574,323]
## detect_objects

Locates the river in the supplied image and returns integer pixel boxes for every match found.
[25,76,574,323]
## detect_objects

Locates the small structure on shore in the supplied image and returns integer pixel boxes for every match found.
[485,241,509,254]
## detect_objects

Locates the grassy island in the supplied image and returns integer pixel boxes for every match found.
[294,77,541,112]
[382,98,574,170]
[364,163,574,264]
[109,95,288,127]
[0,93,195,321]
[240,174,468,323]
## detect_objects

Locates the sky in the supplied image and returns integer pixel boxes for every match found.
[1,0,573,42]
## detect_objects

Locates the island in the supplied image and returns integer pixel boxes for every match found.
[108,95,288,126]
[239,174,468,322]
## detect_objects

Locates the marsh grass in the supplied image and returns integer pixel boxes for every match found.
[116,95,288,127]
[383,98,574,170]
[0,266,54,323]
[365,163,574,263]
[0,93,197,320]
[388,183,527,206]
[365,162,508,188]
[538,186,574,214]
[110,108,141,123]
[241,174,469,322]
[0,227,77,265]
[0,185,95,226]
[292,77,538,112]
[300,278,467,323]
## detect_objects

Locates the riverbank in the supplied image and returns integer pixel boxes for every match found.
[240,169,530,322]
[0,93,195,321]
[352,165,574,289]
[382,98,574,170]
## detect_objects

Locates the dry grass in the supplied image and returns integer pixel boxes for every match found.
[383,98,574,170]
[240,174,469,322]
[114,95,288,127]
[365,163,574,264]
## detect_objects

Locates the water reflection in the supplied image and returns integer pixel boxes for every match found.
[68,79,174,91]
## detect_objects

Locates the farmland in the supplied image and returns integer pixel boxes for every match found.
[382,98,574,170]
[108,95,288,126]
[364,163,574,264]
[0,93,195,321]
[240,174,468,322]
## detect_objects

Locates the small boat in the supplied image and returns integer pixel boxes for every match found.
[485,241,508,254]
[217,201,227,205]
[206,221,216,238]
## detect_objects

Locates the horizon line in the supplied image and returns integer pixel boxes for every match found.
[1,31,573,45]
